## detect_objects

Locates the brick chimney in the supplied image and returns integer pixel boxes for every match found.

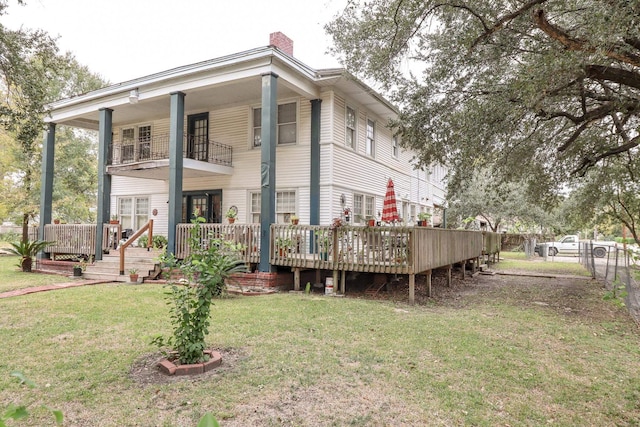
[269,32,294,56]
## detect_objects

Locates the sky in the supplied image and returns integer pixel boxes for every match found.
[2,0,345,84]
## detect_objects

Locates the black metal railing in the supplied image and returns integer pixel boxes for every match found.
[109,133,233,167]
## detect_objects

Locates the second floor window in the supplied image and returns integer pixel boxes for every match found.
[253,102,297,147]
[366,119,375,157]
[392,135,399,158]
[346,106,356,148]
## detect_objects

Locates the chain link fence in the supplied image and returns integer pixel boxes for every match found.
[579,242,640,323]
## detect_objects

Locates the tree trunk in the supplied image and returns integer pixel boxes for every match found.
[22,213,29,243]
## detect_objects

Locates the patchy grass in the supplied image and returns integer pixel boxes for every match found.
[0,255,72,293]
[0,271,639,426]
[499,251,592,277]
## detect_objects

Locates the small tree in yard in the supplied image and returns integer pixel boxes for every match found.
[154,215,247,365]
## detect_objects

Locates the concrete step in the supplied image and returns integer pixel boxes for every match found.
[84,263,156,275]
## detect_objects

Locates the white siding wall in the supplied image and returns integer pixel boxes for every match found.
[109,87,447,230]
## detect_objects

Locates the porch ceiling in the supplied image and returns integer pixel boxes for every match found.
[106,159,233,180]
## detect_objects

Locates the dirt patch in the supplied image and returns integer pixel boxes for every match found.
[129,347,249,387]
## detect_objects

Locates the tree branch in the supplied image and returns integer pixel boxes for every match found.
[471,0,548,49]
[534,9,640,67]
[584,64,640,90]
[573,134,640,175]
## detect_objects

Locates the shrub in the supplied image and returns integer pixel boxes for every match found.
[7,240,54,272]
[153,215,247,364]
[137,234,168,249]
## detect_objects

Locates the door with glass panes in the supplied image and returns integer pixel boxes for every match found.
[187,113,208,161]
[182,190,221,223]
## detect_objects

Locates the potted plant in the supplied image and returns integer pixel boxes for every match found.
[417,212,432,226]
[129,268,139,283]
[275,237,292,257]
[73,264,83,277]
[290,215,299,225]
[110,215,119,224]
[225,208,237,224]
[361,215,376,227]
[53,218,61,224]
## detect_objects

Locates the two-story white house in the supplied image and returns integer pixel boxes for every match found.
[40,32,447,274]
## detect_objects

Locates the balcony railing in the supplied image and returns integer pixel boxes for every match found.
[109,133,233,167]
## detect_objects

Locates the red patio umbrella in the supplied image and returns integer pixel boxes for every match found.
[382,178,400,223]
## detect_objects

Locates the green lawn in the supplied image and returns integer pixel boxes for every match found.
[0,255,73,293]
[499,250,593,276]
[1,265,639,426]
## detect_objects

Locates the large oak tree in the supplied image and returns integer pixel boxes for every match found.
[327,0,640,231]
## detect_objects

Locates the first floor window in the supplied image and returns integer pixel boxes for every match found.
[118,196,149,231]
[250,190,297,223]
[365,196,375,219]
[353,194,363,223]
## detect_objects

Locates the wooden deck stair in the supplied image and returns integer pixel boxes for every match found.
[82,247,162,283]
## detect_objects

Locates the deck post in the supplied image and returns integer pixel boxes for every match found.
[95,108,113,261]
[294,268,300,291]
[447,265,452,287]
[258,72,278,273]
[409,273,416,304]
[39,123,56,252]
[167,92,185,257]
[461,261,466,279]
[340,270,346,294]
[315,269,321,286]
[332,269,339,294]
[426,270,432,297]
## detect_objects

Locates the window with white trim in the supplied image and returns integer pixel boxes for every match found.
[121,125,152,162]
[346,106,356,149]
[139,125,151,160]
[122,128,135,162]
[366,119,375,157]
[252,102,297,147]
[249,190,297,223]
[353,194,363,223]
[392,135,399,158]
[118,196,149,231]
[365,196,375,219]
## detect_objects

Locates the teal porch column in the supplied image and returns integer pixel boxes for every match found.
[309,99,321,253]
[167,91,185,256]
[95,108,113,260]
[310,99,321,225]
[259,73,278,272]
[38,123,56,249]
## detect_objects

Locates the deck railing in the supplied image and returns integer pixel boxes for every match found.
[175,223,260,264]
[39,224,121,258]
[270,224,486,275]
[482,231,502,257]
[109,133,233,167]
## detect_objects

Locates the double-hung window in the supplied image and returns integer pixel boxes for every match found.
[366,119,375,157]
[121,125,152,163]
[249,190,297,223]
[121,128,135,162]
[346,106,356,148]
[118,196,149,231]
[392,135,399,159]
[252,101,297,147]
[353,194,375,223]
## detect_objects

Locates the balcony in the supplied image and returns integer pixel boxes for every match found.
[107,134,233,179]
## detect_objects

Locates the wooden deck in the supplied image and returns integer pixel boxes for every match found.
[36,222,501,303]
